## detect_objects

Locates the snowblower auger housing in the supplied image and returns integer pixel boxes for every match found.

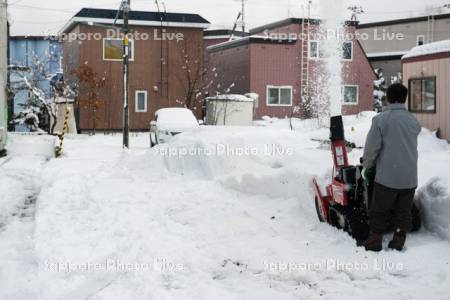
[312,115,421,242]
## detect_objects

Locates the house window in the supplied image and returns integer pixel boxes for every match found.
[135,91,148,112]
[342,85,359,105]
[267,86,293,106]
[417,35,425,46]
[342,42,353,60]
[103,38,134,61]
[309,41,352,60]
[309,41,320,59]
[408,77,436,113]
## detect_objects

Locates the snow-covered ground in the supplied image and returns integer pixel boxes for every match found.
[1,113,450,299]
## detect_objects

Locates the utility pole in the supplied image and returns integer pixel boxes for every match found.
[6,0,12,131]
[241,0,245,33]
[122,0,130,149]
[234,0,247,33]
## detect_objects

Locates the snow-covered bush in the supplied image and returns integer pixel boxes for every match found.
[373,68,386,113]
[10,55,75,133]
[416,178,450,241]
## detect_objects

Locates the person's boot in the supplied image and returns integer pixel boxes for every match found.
[388,229,406,251]
[364,232,383,252]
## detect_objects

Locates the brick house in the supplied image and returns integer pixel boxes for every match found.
[61,8,209,131]
[205,18,376,119]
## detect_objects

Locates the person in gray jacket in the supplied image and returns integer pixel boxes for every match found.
[362,83,421,252]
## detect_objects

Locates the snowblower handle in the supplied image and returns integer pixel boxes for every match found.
[330,116,349,169]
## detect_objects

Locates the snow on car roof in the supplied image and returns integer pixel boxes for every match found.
[206,94,254,102]
[403,39,450,59]
[155,108,199,131]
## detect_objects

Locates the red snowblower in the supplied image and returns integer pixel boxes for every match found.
[312,116,421,242]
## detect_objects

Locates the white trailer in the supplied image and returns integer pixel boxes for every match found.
[0,0,7,154]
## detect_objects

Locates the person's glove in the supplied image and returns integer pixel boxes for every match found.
[362,167,376,184]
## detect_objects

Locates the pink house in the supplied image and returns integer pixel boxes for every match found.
[204,18,376,119]
[202,29,249,98]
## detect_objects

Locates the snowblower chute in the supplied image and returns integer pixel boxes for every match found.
[312,115,421,242]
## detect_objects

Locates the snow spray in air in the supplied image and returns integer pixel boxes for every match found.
[315,0,347,118]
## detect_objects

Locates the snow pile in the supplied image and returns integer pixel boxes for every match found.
[7,133,57,159]
[2,114,450,299]
[414,128,450,241]
[157,112,377,199]
[403,39,450,59]
[156,126,329,199]
[416,178,450,241]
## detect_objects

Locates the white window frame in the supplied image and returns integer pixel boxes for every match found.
[342,41,353,61]
[103,38,135,62]
[342,85,359,105]
[266,85,293,107]
[135,90,148,113]
[308,40,320,60]
[416,35,425,46]
[308,40,353,61]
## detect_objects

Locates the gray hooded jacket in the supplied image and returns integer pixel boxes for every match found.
[363,103,421,189]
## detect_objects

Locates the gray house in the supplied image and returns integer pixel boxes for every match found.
[357,13,450,85]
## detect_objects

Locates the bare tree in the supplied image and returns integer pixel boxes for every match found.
[71,65,107,135]
[173,39,204,111]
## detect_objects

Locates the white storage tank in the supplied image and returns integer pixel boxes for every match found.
[206,94,255,126]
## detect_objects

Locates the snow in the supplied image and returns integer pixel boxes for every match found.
[207,94,254,102]
[245,93,259,101]
[6,133,57,160]
[416,178,450,241]
[367,51,407,58]
[155,108,200,132]
[318,1,346,117]
[206,35,295,52]
[403,39,450,59]
[1,112,450,299]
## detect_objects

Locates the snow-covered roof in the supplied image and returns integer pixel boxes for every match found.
[207,35,297,52]
[206,94,254,102]
[403,39,450,60]
[155,108,199,132]
[203,29,249,40]
[366,51,406,58]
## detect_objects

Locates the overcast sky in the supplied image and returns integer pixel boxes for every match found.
[7,0,450,36]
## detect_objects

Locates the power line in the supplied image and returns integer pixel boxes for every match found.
[9,4,75,13]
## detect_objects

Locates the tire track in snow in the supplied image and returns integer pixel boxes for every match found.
[0,156,48,299]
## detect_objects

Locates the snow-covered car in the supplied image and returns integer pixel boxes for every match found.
[150,108,201,147]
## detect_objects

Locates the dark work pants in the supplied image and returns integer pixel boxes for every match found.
[369,182,416,234]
